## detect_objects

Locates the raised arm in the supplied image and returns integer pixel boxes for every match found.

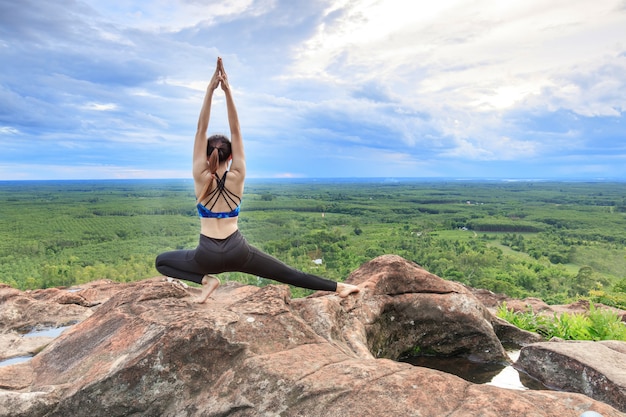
[218,59,246,178]
[192,59,221,182]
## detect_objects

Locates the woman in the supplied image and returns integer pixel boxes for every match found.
[155,57,360,303]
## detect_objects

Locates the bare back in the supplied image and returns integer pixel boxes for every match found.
[194,166,245,239]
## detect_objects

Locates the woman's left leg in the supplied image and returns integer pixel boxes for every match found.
[155,249,206,285]
[155,234,229,284]
[155,249,220,303]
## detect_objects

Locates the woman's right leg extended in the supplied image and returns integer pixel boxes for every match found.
[220,232,338,292]
[243,247,338,292]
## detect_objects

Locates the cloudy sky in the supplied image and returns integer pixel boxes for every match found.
[1,0,625,180]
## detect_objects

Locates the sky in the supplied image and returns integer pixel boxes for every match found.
[1,0,625,180]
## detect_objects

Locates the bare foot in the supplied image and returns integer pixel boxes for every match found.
[197,275,220,304]
[336,282,360,298]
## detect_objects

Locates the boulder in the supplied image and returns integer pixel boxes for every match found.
[0,285,92,335]
[516,340,626,413]
[313,254,509,362]
[0,255,623,417]
[470,287,626,323]
[0,283,96,363]
[491,316,544,347]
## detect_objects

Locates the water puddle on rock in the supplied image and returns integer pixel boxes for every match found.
[23,325,72,339]
[0,324,75,367]
[402,350,546,390]
[0,356,34,367]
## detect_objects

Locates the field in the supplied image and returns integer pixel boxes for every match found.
[1,178,625,306]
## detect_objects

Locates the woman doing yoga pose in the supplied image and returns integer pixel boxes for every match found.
[155,57,360,303]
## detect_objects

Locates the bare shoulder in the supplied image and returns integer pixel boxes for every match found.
[226,167,246,195]
[228,158,246,180]
[193,170,213,197]
[192,157,210,181]
[227,168,245,185]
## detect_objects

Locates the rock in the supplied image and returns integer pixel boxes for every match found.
[467,287,509,308]
[0,333,50,362]
[0,285,96,333]
[342,255,508,362]
[549,300,626,323]
[491,316,544,347]
[470,286,626,322]
[0,284,95,363]
[516,340,626,413]
[0,255,623,417]
[0,279,154,367]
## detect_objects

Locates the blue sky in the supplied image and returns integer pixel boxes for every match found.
[1,0,625,180]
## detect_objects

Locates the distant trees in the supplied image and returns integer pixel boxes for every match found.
[1,180,625,309]
[467,218,545,233]
[501,232,572,264]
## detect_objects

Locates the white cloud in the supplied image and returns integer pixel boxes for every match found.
[1,0,625,180]
[0,126,19,135]
[290,0,626,113]
[0,162,188,180]
[81,0,267,32]
[82,102,118,111]
[442,136,539,160]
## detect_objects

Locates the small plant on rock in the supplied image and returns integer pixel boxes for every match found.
[497,301,626,341]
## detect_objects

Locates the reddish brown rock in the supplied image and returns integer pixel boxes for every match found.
[0,283,94,363]
[342,255,508,361]
[471,287,626,321]
[0,256,623,417]
[516,340,626,413]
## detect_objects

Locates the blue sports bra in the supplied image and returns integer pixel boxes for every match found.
[197,171,242,219]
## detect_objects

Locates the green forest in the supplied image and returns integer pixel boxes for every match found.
[1,179,625,309]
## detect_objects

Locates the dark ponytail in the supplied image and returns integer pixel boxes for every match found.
[197,134,232,203]
[207,147,220,176]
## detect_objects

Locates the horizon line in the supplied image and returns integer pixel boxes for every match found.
[1,176,626,183]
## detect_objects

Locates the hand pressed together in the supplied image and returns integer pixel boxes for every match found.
[217,57,231,92]
[207,58,221,91]
[207,57,231,92]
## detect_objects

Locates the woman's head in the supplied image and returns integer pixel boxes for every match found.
[206,134,232,174]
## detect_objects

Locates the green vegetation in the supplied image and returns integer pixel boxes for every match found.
[1,179,625,306]
[497,302,626,341]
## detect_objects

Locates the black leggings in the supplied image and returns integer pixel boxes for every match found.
[155,230,338,292]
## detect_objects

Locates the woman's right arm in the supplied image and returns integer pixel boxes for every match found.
[192,59,221,182]
[218,59,246,178]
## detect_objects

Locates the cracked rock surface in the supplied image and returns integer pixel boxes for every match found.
[0,255,623,417]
